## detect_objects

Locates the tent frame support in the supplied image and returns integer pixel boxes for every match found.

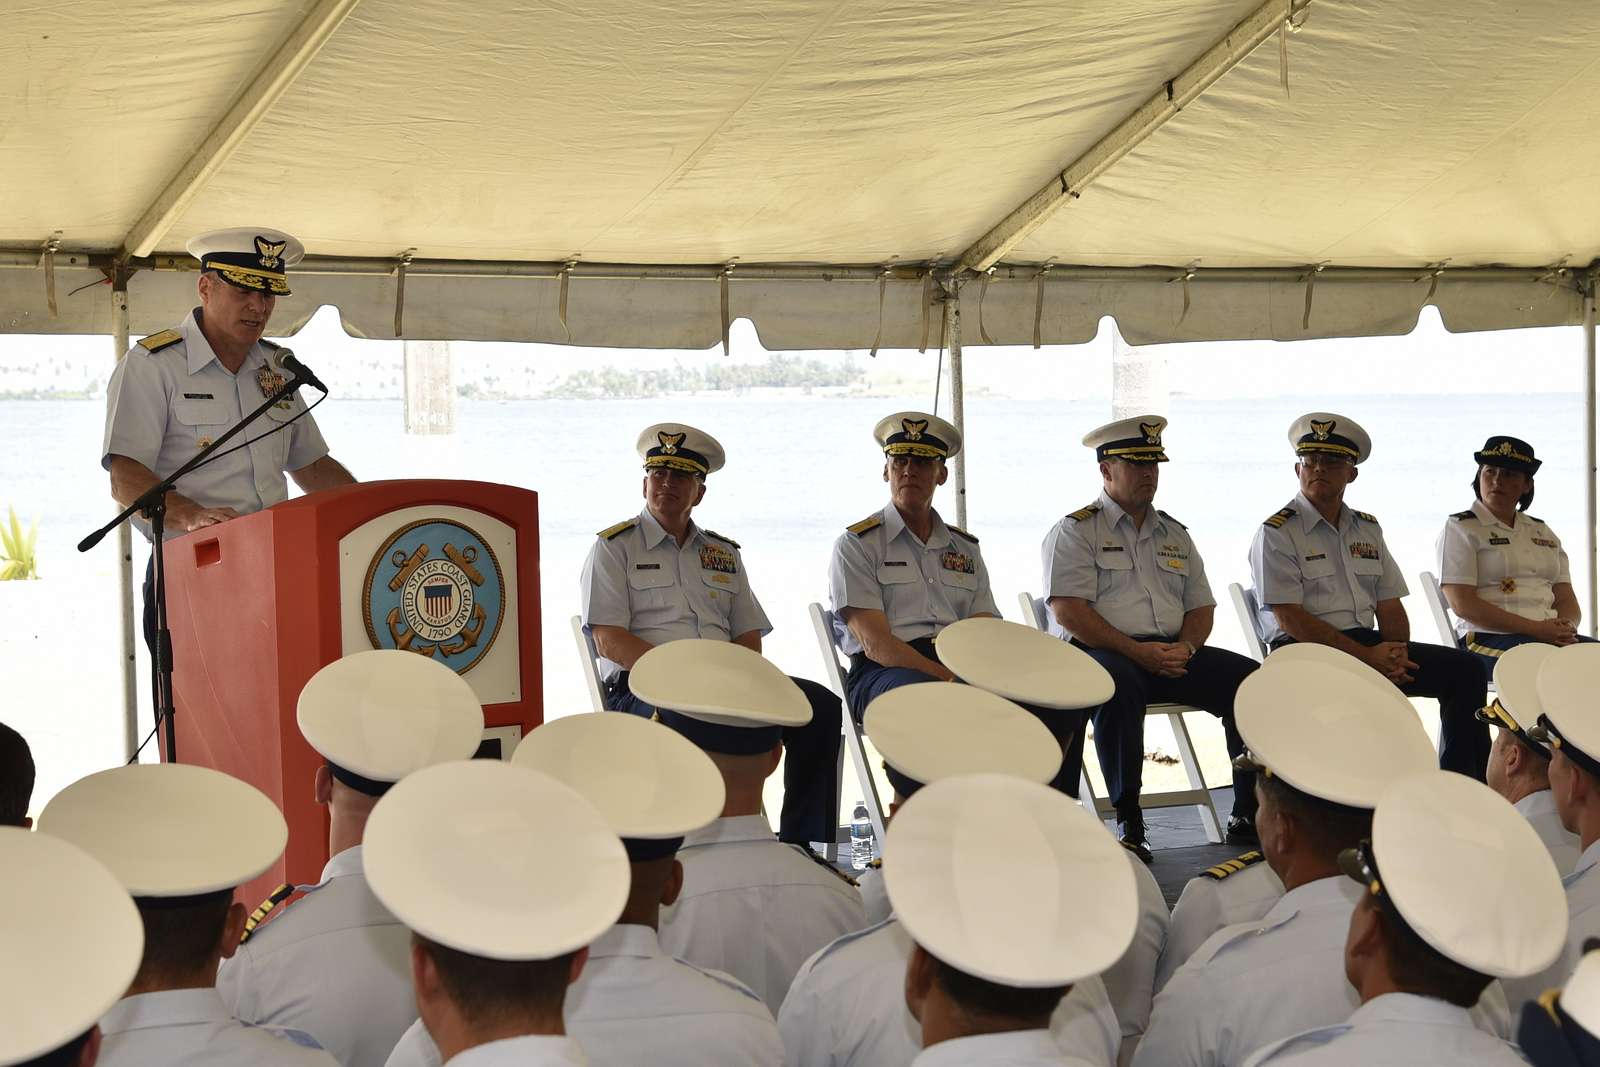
[958,0,1312,272]
[940,279,967,530]
[1587,274,1598,637]
[110,268,139,759]
[121,0,365,259]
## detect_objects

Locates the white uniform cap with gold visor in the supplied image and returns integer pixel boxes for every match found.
[186,227,305,297]
[1082,414,1169,463]
[1338,769,1567,978]
[37,763,288,897]
[884,773,1138,987]
[637,423,726,477]
[933,616,1114,711]
[0,828,144,1066]
[1529,643,1600,780]
[1477,642,1557,757]
[628,639,811,756]
[1288,411,1372,465]
[873,411,961,460]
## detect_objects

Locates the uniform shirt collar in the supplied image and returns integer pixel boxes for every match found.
[100,988,233,1035]
[1471,499,1515,531]
[1294,491,1349,533]
[681,814,776,848]
[1096,490,1162,536]
[181,308,221,374]
[913,1029,1060,1064]
[1347,991,1476,1030]
[1264,871,1362,921]
[1569,838,1600,885]
[589,923,664,961]
[321,843,365,882]
[638,508,701,550]
[451,1035,588,1066]
[883,502,950,548]
[1514,789,1559,821]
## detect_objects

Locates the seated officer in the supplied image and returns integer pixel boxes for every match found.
[1481,644,1581,872]
[891,773,1139,1066]
[779,682,1120,1067]
[0,828,143,1067]
[1519,942,1600,1067]
[1244,770,1566,1066]
[364,760,629,1066]
[1248,411,1490,779]
[218,651,484,1067]
[631,640,865,1012]
[37,764,337,1066]
[1438,435,1587,675]
[1044,415,1258,856]
[582,422,841,849]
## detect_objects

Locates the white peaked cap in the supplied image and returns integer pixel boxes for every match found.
[1288,411,1372,464]
[1561,948,1600,1038]
[873,410,962,459]
[864,681,1062,789]
[365,760,628,960]
[934,617,1114,710]
[38,763,287,896]
[1235,661,1436,808]
[298,650,485,784]
[512,712,724,840]
[0,828,144,1066]
[1535,644,1600,767]
[629,639,811,729]
[885,774,1138,987]
[1368,770,1567,978]
[636,423,726,476]
[1493,643,1557,732]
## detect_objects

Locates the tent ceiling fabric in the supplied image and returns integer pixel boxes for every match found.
[2,0,1595,345]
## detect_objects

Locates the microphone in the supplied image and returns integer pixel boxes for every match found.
[278,352,328,394]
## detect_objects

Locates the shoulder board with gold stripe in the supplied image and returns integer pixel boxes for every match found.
[135,329,182,353]
[1353,510,1379,524]
[597,519,637,541]
[238,883,297,944]
[703,529,741,549]
[1200,850,1265,880]
[1263,507,1296,529]
[847,515,883,537]
[1157,509,1186,529]
[794,845,859,886]
[1525,514,1545,525]
[1068,503,1102,523]
[948,524,979,544]
[1450,510,1475,521]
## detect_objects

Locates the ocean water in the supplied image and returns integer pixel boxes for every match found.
[1,391,1590,811]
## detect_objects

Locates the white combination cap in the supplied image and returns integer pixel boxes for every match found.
[0,828,144,1067]
[1288,411,1371,464]
[512,712,723,843]
[1561,948,1600,1041]
[1531,644,1600,776]
[1481,643,1556,754]
[863,682,1062,797]
[1349,770,1567,978]
[185,227,304,296]
[38,763,287,897]
[873,411,961,460]
[364,760,628,961]
[637,423,726,477]
[1081,414,1168,463]
[1234,661,1436,808]
[1263,641,1387,685]
[934,617,1113,711]
[298,650,485,792]
[629,639,810,755]
[885,774,1137,987]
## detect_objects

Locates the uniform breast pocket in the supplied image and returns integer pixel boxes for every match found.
[700,567,743,598]
[172,398,231,429]
[1300,556,1338,586]
[1097,551,1134,572]
[627,566,677,607]
[938,568,978,592]
[877,562,919,586]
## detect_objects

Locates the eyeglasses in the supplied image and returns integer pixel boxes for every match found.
[1299,454,1354,470]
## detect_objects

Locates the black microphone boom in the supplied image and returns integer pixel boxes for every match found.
[279,352,328,393]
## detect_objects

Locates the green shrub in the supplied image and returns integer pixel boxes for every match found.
[0,508,39,581]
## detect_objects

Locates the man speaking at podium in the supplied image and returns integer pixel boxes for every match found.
[101,227,356,653]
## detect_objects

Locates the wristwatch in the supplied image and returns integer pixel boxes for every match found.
[1181,641,1197,659]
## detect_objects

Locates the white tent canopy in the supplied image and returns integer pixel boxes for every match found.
[2,0,1596,344]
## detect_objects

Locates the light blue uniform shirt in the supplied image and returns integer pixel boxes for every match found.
[383,924,780,1067]
[97,988,336,1067]
[217,845,414,1067]
[1042,491,1214,639]
[448,1036,587,1066]
[777,917,1119,1067]
[1248,492,1408,645]
[1241,992,1528,1067]
[580,509,769,681]
[101,309,329,540]
[827,504,998,655]
[1156,859,1284,994]
[1504,837,1600,1013]
[1518,790,1580,875]
[912,1030,1098,1066]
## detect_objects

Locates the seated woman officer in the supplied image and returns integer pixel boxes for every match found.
[1436,435,1590,676]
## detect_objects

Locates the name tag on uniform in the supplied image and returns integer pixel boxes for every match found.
[1304,552,1327,562]
[634,563,661,570]
[941,551,975,574]
[1099,545,1125,553]
[1348,542,1380,561]
[882,560,908,567]
[182,392,214,399]
[1489,536,1511,546]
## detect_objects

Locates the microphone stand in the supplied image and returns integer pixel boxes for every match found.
[80,371,322,763]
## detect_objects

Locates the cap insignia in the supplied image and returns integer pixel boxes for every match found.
[902,417,928,440]
[1310,418,1335,441]
[1140,421,1162,444]
[254,235,286,269]
[657,430,685,455]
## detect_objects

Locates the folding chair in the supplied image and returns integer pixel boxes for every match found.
[1229,582,1269,662]
[1418,571,1462,648]
[571,615,608,712]
[808,603,887,844]
[1018,593,1222,842]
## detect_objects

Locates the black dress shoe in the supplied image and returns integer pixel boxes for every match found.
[1225,814,1259,846]
[1118,825,1153,865]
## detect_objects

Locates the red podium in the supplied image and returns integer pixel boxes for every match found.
[161,479,542,907]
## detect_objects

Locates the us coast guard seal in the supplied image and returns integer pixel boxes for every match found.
[363,519,504,673]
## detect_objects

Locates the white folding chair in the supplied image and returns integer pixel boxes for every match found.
[1419,571,1461,647]
[571,615,607,712]
[1018,593,1222,843]
[808,602,887,844]
[1229,582,1269,662]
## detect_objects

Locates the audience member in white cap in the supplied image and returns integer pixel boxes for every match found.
[1134,661,1475,1067]
[581,422,843,850]
[218,651,484,1067]
[384,713,782,1067]
[366,761,629,1066]
[888,773,1139,1065]
[1519,940,1600,1067]
[1506,644,1600,1010]
[1243,770,1566,1065]
[929,617,1171,1058]
[0,829,143,1067]
[779,681,1120,1067]
[37,764,337,1065]
[1480,643,1581,872]
[632,639,865,1011]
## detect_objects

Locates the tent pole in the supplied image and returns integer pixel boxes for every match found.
[944,282,967,530]
[1586,278,1597,638]
[111,271,139,760]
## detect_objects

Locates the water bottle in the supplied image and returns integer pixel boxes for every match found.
[850,801,874,870]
